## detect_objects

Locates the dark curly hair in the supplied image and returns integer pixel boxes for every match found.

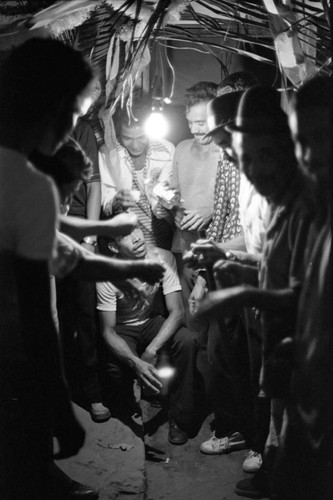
[184,81,218,111]
[30,138,93,187]
[114,99,151,138]
[0,37,95,125]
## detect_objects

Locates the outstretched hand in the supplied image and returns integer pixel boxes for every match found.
[112,189,137,214]
[191,240,227,266]
[135,358,162,394]
[177,209,211,231]
[196,286,248,319]
[104,212,138,237]
[135,259,165,285]
[213,260,246,288]
[114,279,143,302]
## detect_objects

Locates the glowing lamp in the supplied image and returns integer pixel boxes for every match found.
[144,110,169,140]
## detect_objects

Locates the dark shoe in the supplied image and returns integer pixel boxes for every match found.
[67,481,99,499]
[89,402,111,423]
[234,468,270,499]
[168,419,188,445]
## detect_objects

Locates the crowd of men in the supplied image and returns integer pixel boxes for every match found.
[0,35,331,500]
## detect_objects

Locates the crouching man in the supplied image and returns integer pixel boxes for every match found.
[96,228,203,444]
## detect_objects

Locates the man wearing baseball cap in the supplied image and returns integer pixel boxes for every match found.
[197,85,315,498]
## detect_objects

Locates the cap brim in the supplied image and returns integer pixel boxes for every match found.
[203,123,226,139]
[226,111,289,135]
[203,118,235,139]
[225,123,249,133]
[225,123,288,135]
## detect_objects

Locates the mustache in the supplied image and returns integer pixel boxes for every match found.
[133,241,145,252]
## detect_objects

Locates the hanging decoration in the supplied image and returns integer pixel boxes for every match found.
[0,0,101,38]
[47,5,98,36]
[262,0,318,87]
[0,0,330,145]
[104,0,188,29]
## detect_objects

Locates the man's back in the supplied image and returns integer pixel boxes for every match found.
[0,147,57,384]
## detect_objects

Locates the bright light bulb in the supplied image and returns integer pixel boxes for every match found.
[144,111,169,140]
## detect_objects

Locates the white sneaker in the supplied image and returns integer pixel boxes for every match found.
[200,431,246,455]
[242,450,263,473]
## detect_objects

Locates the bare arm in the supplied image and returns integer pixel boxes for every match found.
[226,249,262,266]
[99,310,162,393]
[54,231,165,284]
[213,259,259,288]
[59,212,138,240]
[142,291,185,362]
[74,253,164,285]
[219,235,247,252]
[243,286,299,313]
[81,178,101,252]
[197,285,299,319]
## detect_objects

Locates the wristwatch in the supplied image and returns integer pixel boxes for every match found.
[83,236,97,247]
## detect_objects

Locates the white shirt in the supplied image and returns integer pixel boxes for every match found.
[96,247,181,326]
[238,173,269,255]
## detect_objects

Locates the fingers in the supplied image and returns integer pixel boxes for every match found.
[188,298,198,316]
[109,213,138,235]
[183,219,201,231]
[213,260,243,287]
[182,250,198,268]
[180,212,200,231]
[191,238,210,248]
[192,243,227,261]
[137,261,164,285]
[113,190,136,211]
[141,366,162,393]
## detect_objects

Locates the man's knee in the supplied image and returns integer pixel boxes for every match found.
[172,326,198,353]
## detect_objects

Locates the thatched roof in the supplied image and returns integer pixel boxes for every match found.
[0,1,330,143]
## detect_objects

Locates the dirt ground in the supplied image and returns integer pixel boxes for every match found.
[57,395,257,500]
[142,399,252,500]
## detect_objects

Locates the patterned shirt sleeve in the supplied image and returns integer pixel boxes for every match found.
[221,161,242,242]
[207,153,242,242]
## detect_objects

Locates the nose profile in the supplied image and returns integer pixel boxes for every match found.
[302,144,316,169]
[191,123,200,134]
[132,229,141,243]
